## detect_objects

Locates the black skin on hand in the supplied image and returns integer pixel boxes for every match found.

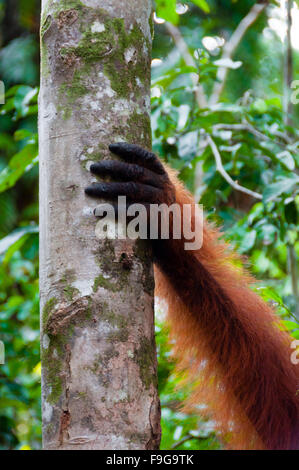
[85,143,175,206]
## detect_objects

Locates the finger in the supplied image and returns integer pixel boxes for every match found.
[109,142,166,176]
[90,160,165,188]
[85,182,162,203]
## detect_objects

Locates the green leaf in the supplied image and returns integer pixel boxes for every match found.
[152,66,198,88]
[251,99,267,114]
[14,87,38,118]
[0,143,38,193]
[281,320,299,331]
[263,175,299,203]
[258,224,277,245]
[0,226,39,256]
[276,151,295,171]
[14,129,35,142]
[247,203,264,225]
[190,0,210,13]
[1,86,38,119]
[257,286,284,305]
[239,230,256,253]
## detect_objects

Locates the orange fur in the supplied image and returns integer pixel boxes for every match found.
[155,168,299,450]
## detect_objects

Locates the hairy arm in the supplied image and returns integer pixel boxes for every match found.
[85,143,299,450]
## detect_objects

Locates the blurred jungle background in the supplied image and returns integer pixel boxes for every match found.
[0,0,298,450]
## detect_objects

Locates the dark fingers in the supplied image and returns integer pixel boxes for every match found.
[109,142,166,176]
[85,182,162,203]
[90,160,165,188]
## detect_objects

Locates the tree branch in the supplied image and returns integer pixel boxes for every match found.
[165,22,208,108]
[210,2,268,105]
[171,433,208,450]
[207,135,262,200]
[213,122,287,148]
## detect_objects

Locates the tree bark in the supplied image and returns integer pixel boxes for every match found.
[39,0,160,450]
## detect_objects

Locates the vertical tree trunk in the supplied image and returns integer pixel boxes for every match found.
[39,0,160,450]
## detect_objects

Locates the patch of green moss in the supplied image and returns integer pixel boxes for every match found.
[60,78,88,103]
[149,13,154,39]
[41,14,52,37]
[55,5,151,123]
[79,144,107,168]
[103,22,151,99]
[58,68,89,118]
[59,11,150,100]
[94,240,133,292]
[59,271,80,301]
[61,73,88,101]
[61,31,113,63]
[41,40,50,79]
[126,111,152,149]
[52,0,84,18]
[93,274,119,293]
[134,336,157,390]
[41,329,65,405]
[40,0,51,28]
[63,285,80,302]
[59,269,76,284]
[61,107,72,121]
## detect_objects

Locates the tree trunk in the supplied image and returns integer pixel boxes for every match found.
[39,0,160,450]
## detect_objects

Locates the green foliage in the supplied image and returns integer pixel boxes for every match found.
[151,0,299,448]
[0,2,40,445]
[0,83,40,448]
[0,37,39,87]
[190,0,210,13]
[155,0,179,24]
[156,322,220,450]
[155,0,210,24]
[0,238,40,450]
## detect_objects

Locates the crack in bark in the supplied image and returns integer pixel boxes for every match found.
[59,344,72,446]
[146,397,161,450]
[59,410,71,445]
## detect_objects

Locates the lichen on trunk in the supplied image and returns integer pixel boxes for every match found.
[39,0,160,450]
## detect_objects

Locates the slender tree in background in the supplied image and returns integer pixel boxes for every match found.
[39,0,160,450]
